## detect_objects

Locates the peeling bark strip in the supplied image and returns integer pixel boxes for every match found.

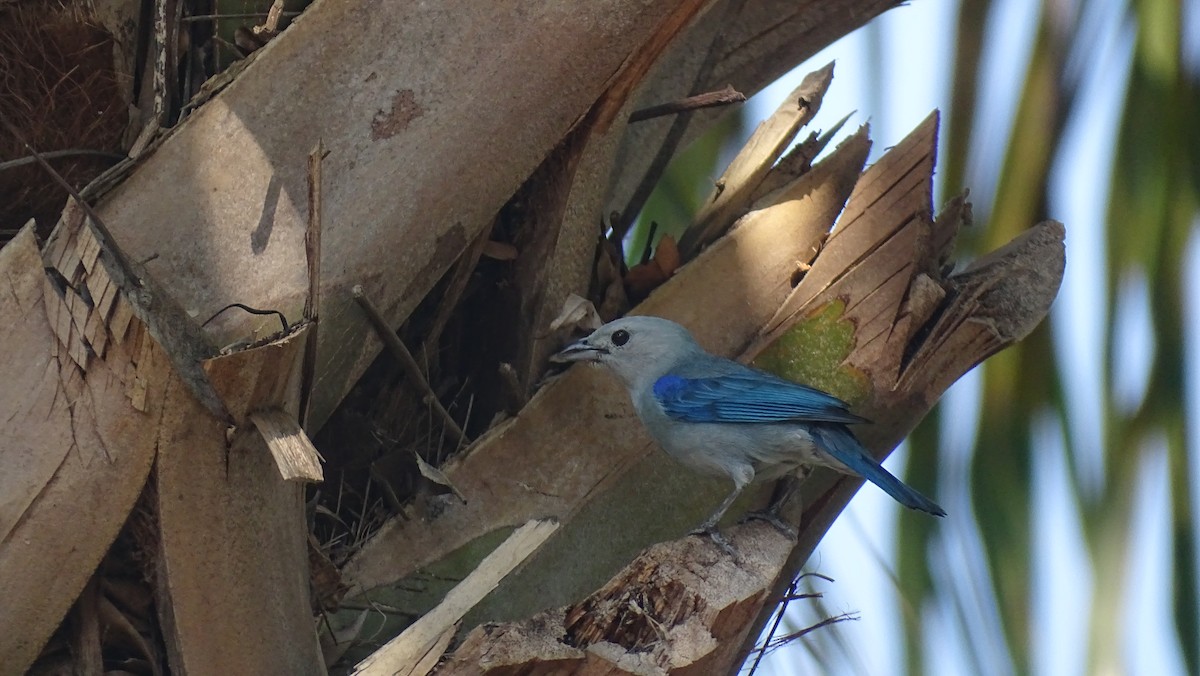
[0,224,162,672]
[250,409,325,482]
[3,147,323,672]
[41,206,142,402]
[677,62,834,258]
[439,525,793,674]
[353,520,559,676]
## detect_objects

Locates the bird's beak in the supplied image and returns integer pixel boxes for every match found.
[550,338,606,364]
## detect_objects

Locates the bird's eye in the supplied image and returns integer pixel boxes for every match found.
[611,329,630,346]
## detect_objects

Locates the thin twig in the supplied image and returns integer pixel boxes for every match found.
[746,579,796,676]
[181,11,301,22]
[300,141,327,429]
[628,85,745,123]
[0,149,125,173]
[763,612,858,652]
[455,393,475,457]
[747,571,841,673]
[352,285,468,446]
[304,141,326,321]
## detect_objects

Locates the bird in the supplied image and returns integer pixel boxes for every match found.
[552,315,945,552]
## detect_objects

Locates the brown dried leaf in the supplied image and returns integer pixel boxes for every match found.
[652,233,680,275]
[623,260,668,301]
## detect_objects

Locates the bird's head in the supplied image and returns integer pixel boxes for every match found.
[551,315,699,388]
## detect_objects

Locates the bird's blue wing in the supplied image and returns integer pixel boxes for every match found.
[652,370,867,425]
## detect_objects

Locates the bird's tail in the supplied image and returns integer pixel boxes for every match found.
[811,426,947,517]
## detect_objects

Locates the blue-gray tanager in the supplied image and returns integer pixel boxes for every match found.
[553,316,945,549]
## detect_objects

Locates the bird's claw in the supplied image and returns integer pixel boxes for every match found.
[741,510,798,540]
[690,524,736,557]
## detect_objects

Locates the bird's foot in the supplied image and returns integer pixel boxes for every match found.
[741,510,798,540]
[689,523,736,557]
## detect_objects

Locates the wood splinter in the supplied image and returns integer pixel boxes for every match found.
[353,519,560,676]
[249,409,324,482]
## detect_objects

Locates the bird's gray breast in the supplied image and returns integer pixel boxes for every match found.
[632,385,822,481]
